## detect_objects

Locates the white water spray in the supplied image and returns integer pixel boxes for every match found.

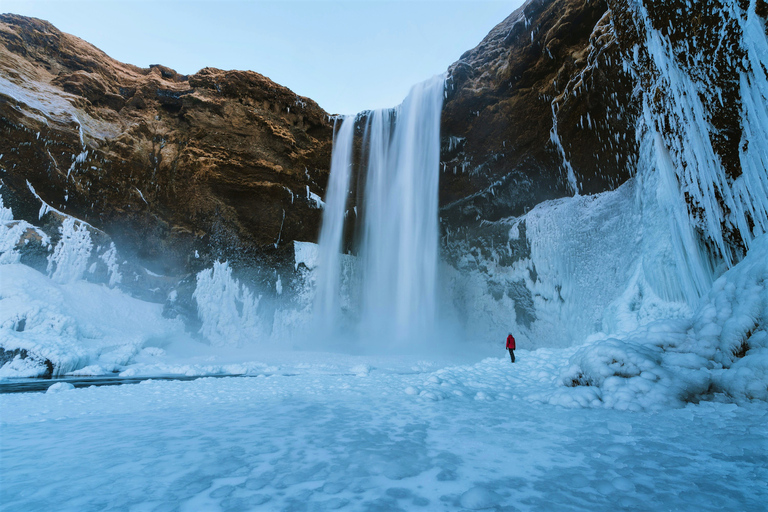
[314,117,355,332]
[315,75,445,345]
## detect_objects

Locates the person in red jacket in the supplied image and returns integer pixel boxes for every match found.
[506,333,516,363]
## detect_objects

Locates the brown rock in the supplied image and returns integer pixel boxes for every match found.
[440,0,638,235]
[0,13,333,279]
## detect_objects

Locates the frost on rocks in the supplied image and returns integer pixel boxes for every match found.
[193,261,264,347]
[99,242,122,287]
[0,192,50,265]
[47,217,92,284]
[293,241,319,271]
[630,0,768,267]
[0,262,184,378]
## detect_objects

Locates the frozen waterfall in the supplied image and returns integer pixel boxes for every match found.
[314,75,445,345]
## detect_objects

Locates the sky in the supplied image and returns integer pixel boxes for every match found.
[2,0,526,114]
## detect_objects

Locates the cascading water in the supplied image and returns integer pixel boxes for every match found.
[314,75,445,345]
[314,116,355,333]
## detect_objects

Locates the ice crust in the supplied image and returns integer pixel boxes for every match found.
[0,264,184,377]
[2,349,766,512]
[193,261,264,348]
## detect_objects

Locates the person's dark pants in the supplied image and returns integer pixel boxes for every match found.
[508,348,515,363]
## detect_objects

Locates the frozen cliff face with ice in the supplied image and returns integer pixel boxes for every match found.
[1,0,767,408]
[441,0,768,350]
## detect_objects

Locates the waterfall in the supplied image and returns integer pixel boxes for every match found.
[314,116,355,333]
[315,75,445,345]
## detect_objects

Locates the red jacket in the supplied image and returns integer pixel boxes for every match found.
[506,335,516,350]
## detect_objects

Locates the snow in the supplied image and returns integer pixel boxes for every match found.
[98,242,122,287]
[548,234,768,410]
[0,264,185,377]
[1,4,767,508]
[46,217,93,284]
[45,381,74,393]
[293,240,319,270]
[1,348,766,511]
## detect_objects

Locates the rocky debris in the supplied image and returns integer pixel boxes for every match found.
[0,13,333,285]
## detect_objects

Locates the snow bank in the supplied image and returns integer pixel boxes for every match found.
[0,264,185,377]
[551,235,768,410]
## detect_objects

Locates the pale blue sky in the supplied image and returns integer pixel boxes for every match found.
[3,0,525,114]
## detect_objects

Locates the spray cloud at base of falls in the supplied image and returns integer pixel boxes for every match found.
[314,75,445,346]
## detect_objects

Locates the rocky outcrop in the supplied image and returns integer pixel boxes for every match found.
[441,0,638,231]
[0,14,333,286]
[440,0,767,262]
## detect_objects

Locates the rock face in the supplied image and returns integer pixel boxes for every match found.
[441,0,638,232]
[0,14,333,286]
[440,0,767,262]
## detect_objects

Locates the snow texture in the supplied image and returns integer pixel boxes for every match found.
[552,235,768,410]
[46,217,93,284]
[1,349,766,512]
[0,263,185,377]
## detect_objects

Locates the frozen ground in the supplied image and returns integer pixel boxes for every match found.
[2,349,766,512]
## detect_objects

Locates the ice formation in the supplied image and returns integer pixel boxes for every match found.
[0,263,183,377]
[1,2,766,417]
[47,217,93,284]
[193,261,264,348]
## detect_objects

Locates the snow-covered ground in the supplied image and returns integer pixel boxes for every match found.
[2,349,766,512]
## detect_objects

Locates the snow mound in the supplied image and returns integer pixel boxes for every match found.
[459,487,502,510]
[0,264,185,378]
[551,235,768,410]
[46,382,74,393]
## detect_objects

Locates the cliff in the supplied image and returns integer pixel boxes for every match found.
[440,0,767,264]
[2,1,766,350]
[0,13,333,288]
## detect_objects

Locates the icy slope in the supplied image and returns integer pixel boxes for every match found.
[552,234,768,410]
[0,263,186,377]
